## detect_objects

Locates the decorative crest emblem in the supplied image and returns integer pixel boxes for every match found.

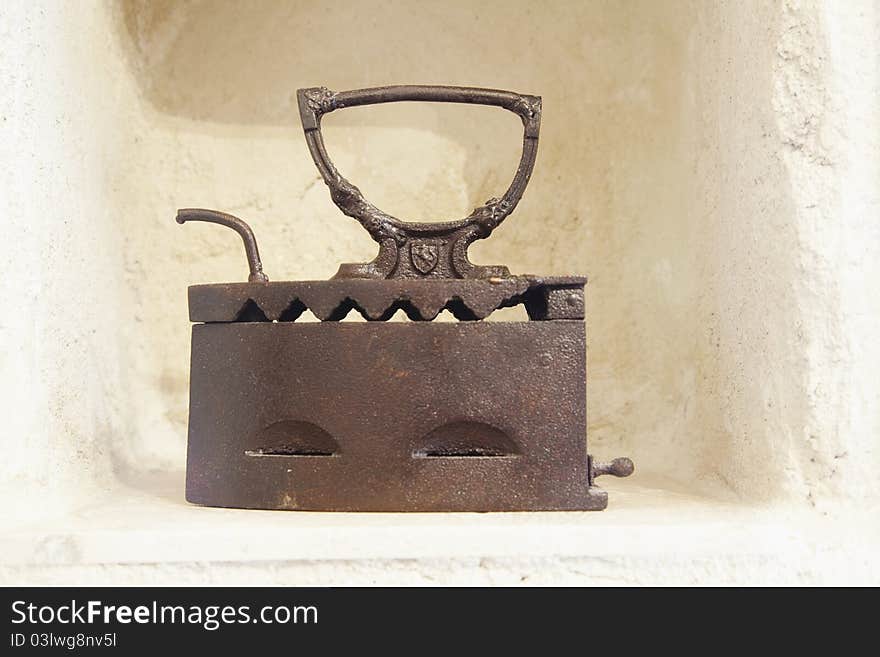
[410,242,439,274]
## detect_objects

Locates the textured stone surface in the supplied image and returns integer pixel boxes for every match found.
[1,0,878,584]
[1,474,876,585]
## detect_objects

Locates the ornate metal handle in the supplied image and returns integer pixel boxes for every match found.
[296,85,542,279]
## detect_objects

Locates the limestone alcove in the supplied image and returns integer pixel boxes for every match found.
[1,0,877,584]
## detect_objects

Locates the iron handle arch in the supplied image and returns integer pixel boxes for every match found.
[296,85,542,245]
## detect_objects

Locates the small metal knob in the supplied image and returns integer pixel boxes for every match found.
[591,456,635,479]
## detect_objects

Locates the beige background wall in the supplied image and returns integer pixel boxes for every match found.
[2,0,878,524]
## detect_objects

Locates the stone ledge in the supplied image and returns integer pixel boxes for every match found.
[1,474,875,585]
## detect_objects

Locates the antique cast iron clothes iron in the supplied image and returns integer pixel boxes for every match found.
[178,85,633,511]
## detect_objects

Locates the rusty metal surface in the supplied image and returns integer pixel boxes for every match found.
[177,84,633,512]
[187,277,586,322]
[186,321,609,511]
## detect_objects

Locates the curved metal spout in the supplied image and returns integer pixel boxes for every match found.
[176,208,269,283]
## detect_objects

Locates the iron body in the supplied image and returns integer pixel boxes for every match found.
[178,84,633,511]
[187,321,607,511]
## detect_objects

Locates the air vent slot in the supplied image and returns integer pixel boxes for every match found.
[413,420,518,458]
[246,420,339,457]
[235,299,270,322]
